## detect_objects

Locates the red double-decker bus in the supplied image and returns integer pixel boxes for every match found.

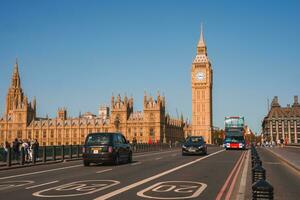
[223,116,246,150]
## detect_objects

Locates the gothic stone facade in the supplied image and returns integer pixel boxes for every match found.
[0,61,185,146]
[262,96,300,144]
[191,27,213,143]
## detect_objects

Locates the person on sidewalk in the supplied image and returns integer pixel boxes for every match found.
[280,138,284,148]
[12,138,20,161]
[132,136,137,152]
[2,141,10,162]
[22,140,29,162]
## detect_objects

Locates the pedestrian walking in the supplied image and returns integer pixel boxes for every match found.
[32,139,39,161]
[132,137,137,152]
[3,141,10,162]
[22,140,29,162]
[12,138,20,161]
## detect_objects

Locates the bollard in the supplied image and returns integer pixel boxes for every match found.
[7,147,12,167]
[252,158,262,168]
[61,145,65,161]
[52,146,56,161]
[252,179,273,200]
[70,145,73,159]
[252,165,266,183]
[43,146,47,163]
[251,151,259,159]
[20,147,25,165]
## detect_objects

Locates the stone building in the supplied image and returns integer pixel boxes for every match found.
[0,61,185,146]
[262,96,300,144]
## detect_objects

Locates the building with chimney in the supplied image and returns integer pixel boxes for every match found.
[262,96,300,144]
[0,61,185,146]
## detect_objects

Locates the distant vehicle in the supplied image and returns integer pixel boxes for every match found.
[224,116,246,150]
[182,136,207,155]
[82,132,132,166]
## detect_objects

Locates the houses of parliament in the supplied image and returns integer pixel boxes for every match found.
[0,28,214,146]
[0,61,186,146]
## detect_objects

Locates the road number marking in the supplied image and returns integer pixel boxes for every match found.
[33,180,119,198]
[94,149,224,200]
[137,181,207,199]
[0,180,34,191]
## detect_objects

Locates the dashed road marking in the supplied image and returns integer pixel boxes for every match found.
[26,181,59,190]
[96,169,113,174]
[155,157,162,160]
[134,150,179,158]
[131,162,142,166]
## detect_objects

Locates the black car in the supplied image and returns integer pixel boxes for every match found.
[182,136,207,155]
[82,132,132,166]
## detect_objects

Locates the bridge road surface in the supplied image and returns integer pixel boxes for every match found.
[258,147,300,200]
[0,146,245,200]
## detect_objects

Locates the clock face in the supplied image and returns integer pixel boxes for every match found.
[196,72,205,81]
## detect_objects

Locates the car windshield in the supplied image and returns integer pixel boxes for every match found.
[225,136,244,143]
[86,134,111,145]
[186,137,203,143]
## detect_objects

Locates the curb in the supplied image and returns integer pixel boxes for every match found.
[265,148,300,173]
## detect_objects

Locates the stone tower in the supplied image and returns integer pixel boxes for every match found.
[191,25,213,143]
[5,59,36,139]
[143,92,166,142]
[110,94,133,133]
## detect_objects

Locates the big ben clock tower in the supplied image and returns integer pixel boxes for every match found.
[191,25,213,143]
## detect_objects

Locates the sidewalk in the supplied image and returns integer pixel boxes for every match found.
[265,146,300,172]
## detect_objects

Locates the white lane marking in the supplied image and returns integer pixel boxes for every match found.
[237,151,250,200]
[137,181,207,199]
[0,164,82,180]
[155,157,162,160]
[96,169,113,174]
[26,181,59,190]
[33,180,120,198]
[131,162,142,166]
[94,149,225,200]
[134,150,179,158]
[0,180,34,191]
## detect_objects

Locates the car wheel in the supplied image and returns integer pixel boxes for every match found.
[128,152,132,163]
[114,154,120,165]
[83,161,90,167]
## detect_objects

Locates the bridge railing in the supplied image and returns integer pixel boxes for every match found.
[0,143,179,168]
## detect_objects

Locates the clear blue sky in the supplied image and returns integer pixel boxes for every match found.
[0,0,299,133]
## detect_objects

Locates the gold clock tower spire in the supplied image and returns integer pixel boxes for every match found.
[191,25,213,143]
